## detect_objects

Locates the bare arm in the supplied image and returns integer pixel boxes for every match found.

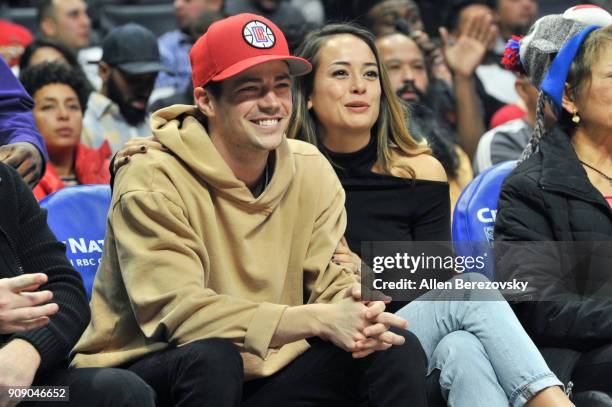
[441,13,498,158]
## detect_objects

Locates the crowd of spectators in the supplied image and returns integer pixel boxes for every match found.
[0,0,611,406]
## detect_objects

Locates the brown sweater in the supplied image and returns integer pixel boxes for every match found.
[72,105,356,379]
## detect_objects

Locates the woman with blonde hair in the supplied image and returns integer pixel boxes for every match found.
[288,23,573,407]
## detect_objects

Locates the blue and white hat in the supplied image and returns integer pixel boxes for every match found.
[520,5,612,114]
[504,5,612,161]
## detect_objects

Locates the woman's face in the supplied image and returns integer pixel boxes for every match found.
[572,43,612,133]
[33,83,82,153]
[309,34,382,138]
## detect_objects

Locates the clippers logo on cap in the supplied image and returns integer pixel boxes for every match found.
[243,20,275,49]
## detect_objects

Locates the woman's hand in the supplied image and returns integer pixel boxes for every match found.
[333,237,362,281]
[113,136,167,173]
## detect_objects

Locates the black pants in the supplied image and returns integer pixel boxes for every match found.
[23,367,156,406]
[126,329,428,407]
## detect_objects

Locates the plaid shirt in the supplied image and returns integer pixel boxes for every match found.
[81,92,151,154]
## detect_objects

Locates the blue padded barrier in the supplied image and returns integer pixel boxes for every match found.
[452,161,517,278]
[40,185,111,298]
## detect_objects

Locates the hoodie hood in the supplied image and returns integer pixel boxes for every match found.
[150,104,295,212]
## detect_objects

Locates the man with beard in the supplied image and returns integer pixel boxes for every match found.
[82,24,164,154]
[375,22,499,211]
[156,0,223,96]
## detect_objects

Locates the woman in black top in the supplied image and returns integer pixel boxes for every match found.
[325,134,450,252]
[288,23,572,407]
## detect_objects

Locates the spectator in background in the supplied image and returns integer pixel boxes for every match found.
[496,0,538,44]
[360,0,495,160]
[37,0,91,53]
[225,0,308,50]
[473,74,538,175]
[0,57,46,188]
[82,24,163,153]
[20,62,110,201]
[150,9,224,111]
[360,0,452,88]
[375,30,473,212]
[445,0,518,141]
[0,20,33,69]
[19,38,94,99]
[156,0,224,97]
[20,38,79,71]
[362,0,426,34]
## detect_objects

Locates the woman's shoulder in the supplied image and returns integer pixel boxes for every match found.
[389,151,448,183]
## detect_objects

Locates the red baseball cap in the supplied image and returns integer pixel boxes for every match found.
[189,13,311,88]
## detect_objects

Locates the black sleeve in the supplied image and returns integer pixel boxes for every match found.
[8,168,90,372]
[495,174,612,348]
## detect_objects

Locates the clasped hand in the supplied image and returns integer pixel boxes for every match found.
[321,283,408,359]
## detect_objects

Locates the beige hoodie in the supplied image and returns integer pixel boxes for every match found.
[71,105,356,379]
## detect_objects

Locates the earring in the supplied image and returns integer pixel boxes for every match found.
[572,111,581,124]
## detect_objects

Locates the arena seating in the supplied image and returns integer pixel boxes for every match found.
[451,160,517,278]
[40,184,111,298]
[6,6,36,33]
[98,3,175,37]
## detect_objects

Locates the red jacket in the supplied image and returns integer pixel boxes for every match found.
[34,141,111,201]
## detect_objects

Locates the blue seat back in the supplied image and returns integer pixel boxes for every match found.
[40,185,112,298]
[452,161,516,277]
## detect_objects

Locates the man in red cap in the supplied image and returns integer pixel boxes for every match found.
[72,13,428,406]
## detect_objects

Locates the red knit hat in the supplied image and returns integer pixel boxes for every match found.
[189,13,311,88]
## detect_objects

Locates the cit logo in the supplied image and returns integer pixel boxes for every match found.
[477,208,497,223]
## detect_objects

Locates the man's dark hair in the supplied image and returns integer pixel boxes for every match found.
[204,80,222,99]
[37,0,55,26]
[20,61,91,113]
[193,80,223,128]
